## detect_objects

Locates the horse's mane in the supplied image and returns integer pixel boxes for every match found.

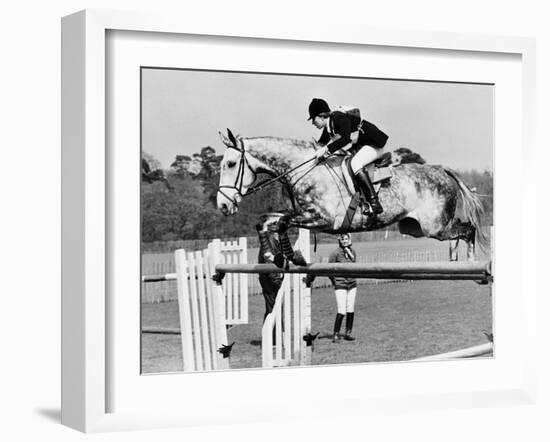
[244,136,314,152]
[243,136,426,166]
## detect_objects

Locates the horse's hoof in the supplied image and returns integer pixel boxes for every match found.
[274,253,285,268]
[304,274,316,288]
[291,250,308,267]
[277,215,291,233]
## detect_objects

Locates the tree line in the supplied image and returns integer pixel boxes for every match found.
[141,147,494,243]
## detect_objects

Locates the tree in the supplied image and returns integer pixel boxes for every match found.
[170,155,193,178]
[141,176,212,241]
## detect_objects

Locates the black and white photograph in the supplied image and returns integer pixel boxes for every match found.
[4,0,546,439]
[140,68,494,373]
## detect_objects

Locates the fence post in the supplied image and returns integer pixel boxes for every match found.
[238,237,248,324]
[175,249,196,372]
[297,229,311,366]
[209,239,230,370]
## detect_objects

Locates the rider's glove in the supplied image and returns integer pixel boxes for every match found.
[315,146,329,161]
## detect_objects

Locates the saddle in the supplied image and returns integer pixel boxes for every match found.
[337,154,392,231]
[340,156,392,196]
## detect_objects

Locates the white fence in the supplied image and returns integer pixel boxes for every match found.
[142,238,249,371]
[142,237,248,326]
[174,243,229,372]
[217,237,248,325]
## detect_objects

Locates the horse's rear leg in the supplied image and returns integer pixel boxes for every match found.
[435,219,477,262]
[276,213,330,266]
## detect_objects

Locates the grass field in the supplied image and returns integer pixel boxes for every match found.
[141,279,492,374]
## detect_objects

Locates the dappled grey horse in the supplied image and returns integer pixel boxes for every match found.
[217,129,486,261]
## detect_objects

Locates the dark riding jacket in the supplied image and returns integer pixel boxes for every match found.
[258,232,283,283]
[328,246,357,290]
[318,111,389,154]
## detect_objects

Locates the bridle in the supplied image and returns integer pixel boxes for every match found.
[217,138,318,209]
[217,139,257,209]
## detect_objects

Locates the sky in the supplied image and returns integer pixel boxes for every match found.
[141,68,493,171]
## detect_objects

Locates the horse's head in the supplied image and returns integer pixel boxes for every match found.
[217,129,260,215]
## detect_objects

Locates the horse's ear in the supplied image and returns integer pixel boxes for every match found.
[227,128,237,147]
[219,131,231,147]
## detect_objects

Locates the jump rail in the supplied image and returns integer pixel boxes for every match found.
[141,273,208,282]
[142,273,176,282]
[215,261,492,282]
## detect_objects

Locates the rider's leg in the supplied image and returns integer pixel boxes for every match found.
[351,145,384,215]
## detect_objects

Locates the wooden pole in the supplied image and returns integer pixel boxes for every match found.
[215,261,491,280]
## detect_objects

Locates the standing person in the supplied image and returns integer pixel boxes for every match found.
[329,233,358,342]
[256,216,284,323]
[307,98,388,215]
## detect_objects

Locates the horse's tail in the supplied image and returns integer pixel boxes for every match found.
[444,168,488,251]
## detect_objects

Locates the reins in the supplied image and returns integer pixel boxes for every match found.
[245,156,317,196]
[217,139,319,206]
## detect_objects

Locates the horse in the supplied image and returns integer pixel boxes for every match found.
[216,129,487,261]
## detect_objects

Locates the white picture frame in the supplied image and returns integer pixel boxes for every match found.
[61,9,537,433]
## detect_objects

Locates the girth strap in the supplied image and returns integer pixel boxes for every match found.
[340,192,362,232]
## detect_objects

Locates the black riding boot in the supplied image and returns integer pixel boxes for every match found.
[344,312,355,341]
[354,169,383,215]
[332,313,344,343]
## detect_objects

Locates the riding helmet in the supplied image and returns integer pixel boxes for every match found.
[307,98,331,120]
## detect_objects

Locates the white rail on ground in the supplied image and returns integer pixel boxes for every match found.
[412,342,493,361]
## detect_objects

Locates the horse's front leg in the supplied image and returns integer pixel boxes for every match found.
[275,213,331,267]
[275,214,309,267]
[255,216,285,268]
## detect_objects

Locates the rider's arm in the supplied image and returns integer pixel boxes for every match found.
[326,114,352,153]
[317,129,330,146]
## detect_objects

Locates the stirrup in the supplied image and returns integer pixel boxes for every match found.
[361,201,373,215]
[363,196,383,215]
[370,199,383,215]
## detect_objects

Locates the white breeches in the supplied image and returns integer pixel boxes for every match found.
[334,288,357,314]
[350,145,385,174]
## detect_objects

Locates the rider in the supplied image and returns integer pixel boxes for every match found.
[308,98,388,215]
